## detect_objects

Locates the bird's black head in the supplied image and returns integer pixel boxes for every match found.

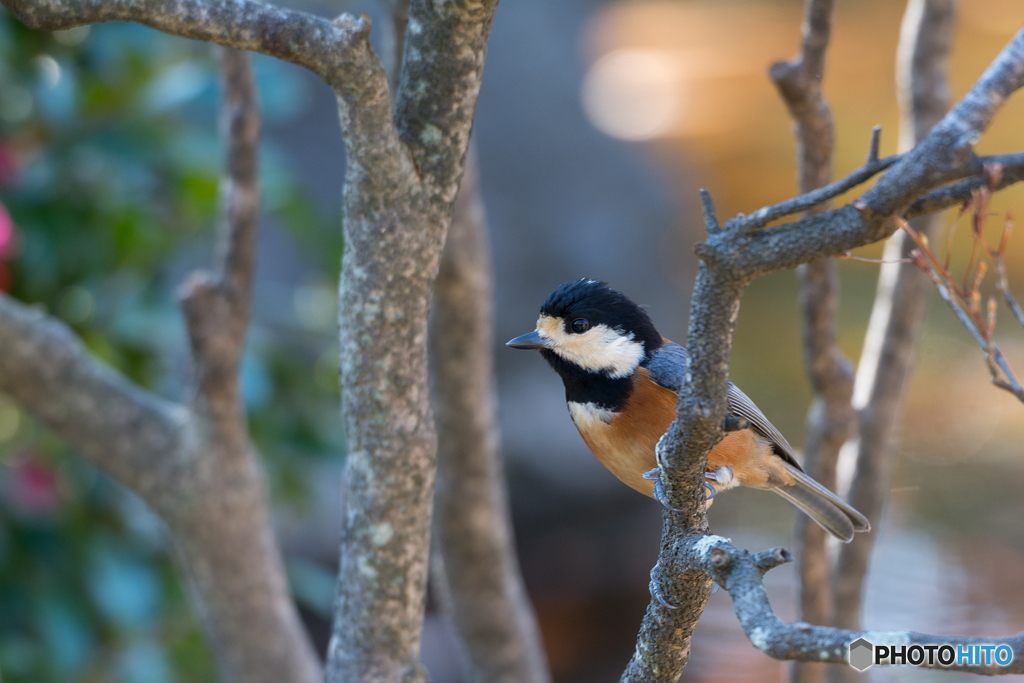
[507,279,663,387]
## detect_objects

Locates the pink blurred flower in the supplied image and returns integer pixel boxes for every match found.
[7,457,59,515]
[0,201,13,260]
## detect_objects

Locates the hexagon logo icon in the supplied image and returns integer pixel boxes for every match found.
[849,638,874,672]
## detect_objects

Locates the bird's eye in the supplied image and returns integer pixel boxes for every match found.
[571,318,590,334]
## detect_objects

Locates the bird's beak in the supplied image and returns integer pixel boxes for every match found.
[506,330,547,350]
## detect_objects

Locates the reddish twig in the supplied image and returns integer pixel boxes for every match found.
[900,186,1024,403]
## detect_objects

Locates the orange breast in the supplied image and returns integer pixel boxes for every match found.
[569,369,786,497]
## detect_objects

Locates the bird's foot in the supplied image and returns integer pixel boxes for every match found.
[649,561,679,610]
[649,561,719,609]
[645,467,720,509]
[642,467,685,511]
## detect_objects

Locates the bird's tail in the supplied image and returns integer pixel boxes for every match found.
[769,461,870,543]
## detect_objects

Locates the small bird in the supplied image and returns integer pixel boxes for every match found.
[507,278,869,542]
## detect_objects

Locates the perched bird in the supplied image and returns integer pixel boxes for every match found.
[507,278,869,542]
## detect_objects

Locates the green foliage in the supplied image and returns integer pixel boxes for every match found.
[0,12,342,682]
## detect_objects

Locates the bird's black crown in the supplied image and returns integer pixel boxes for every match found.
[540,279,663,357]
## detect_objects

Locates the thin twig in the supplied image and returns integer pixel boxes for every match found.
[866,125,882,164]
[902,214,1024,403]
[728,153,898,232]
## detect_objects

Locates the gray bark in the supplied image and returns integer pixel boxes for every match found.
[327,2,499,681]
[429,150,552,683]
[834,0,958,640]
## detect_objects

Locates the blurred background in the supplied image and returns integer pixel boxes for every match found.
[1,0,1023,681]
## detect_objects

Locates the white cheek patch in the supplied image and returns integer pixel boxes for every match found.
[567,401,616,427]
[536,315,645,378]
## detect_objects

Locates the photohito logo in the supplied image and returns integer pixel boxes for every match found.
[848,638,1014,672]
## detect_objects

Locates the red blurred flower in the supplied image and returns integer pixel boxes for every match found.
[7,457,59,515]
[0,201,14,260]
[0,263,9,292]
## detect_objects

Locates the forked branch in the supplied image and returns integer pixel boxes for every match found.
[703,537,1024,674]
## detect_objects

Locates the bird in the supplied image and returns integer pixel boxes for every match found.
[506,278,869,542]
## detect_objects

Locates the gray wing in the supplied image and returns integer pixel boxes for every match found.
[644,343,802,471]
[725,383,801,470]
[644,342,689,392]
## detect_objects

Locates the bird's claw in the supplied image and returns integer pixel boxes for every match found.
[645,467,722,507]
[649,561,679,610]
[643,467,685,512]
[649,561,719,608]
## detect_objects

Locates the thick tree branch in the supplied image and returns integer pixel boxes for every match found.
[0,294,192,512]
[429,149,552,683]
[768,6,853,683]
[621,246,741,683]
[834,0,957,640]
[328,2,499,681]
[0,0,383,92]
[394,0,496,203]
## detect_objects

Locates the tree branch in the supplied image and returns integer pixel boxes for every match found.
[0,0,382,91]
[0,293,192,512]
[173,47,322,683]
[181,46,260,415]
[906,152,1024,216]
[429,148,552,683]
[834,0,957,642]
[734,153,898,232]
[709,24,1024,280]
[768,5,853,683]
[620,255,740,683]
[901,209,1024,403]
[701,537,1024,674]
[393,0,497,203]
